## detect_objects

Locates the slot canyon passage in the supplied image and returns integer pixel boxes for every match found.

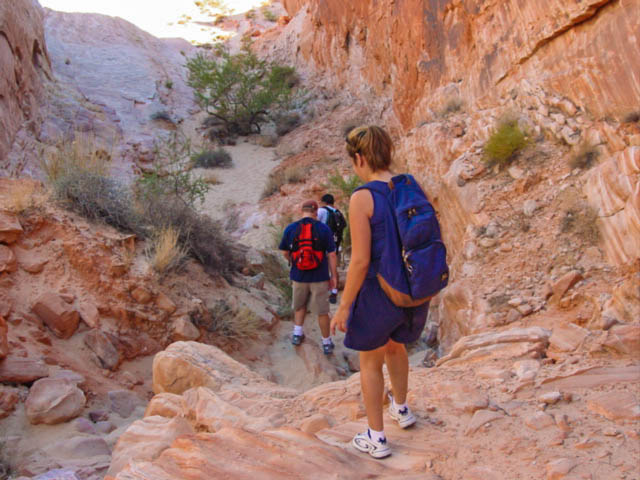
[0,0,639,479]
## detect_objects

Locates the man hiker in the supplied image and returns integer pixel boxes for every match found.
[317,193,346,304]
[279,200,338,354]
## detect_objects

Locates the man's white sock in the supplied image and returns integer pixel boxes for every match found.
[293,325,303,336]
[331,288,338,294]
[368,428,386,443]
[393,397,408,412]
[322,336,332,345]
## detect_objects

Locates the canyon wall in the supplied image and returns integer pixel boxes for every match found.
[0,0,50,165]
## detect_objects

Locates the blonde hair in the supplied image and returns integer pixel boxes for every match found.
[345,125,393,172]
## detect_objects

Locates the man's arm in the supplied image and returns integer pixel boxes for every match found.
[327,251,338,290]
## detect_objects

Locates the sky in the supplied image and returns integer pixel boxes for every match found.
[39,0,265,43]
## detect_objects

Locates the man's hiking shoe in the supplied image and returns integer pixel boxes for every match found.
[291,334,305,346]
[322,340,335,355]
[352,431,391,459]
[329,292,338,304]
[388,395,417,428]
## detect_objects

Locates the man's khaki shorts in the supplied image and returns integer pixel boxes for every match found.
[292,281,330,315]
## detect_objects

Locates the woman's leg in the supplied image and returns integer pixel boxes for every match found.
[384,339,409,404]
[359,345,387,431]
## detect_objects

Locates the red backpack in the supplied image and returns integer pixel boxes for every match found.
[291,219,324,270]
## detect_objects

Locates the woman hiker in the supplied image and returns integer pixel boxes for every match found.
[330,125,430,459]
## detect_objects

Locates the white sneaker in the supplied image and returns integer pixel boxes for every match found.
[388,394,417,428]
[352,430,391,459]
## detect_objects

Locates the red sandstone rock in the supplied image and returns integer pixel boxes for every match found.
[31,292,80,339]
[130,287,152,304]
[548,323,590,354]
[77,301,100,328]
[0,386,20,419]
[0,245,17,273]
[171,316,200,342]
[0,356,48,383]
[551,271,584,302]
[0,315,7,359]
[156,292,176,314]
[84,329,120,370]
[0,212,23,244]
[25,377,86,425]
[587,392,640,423]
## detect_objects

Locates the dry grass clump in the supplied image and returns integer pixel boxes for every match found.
[208,300,267,342]
[569,143,600,170]
[483,116,529,166]
[41,135,110,183]
[3,181,48,215]
[274,113,301,136]
[146,225,188,274]
[560,206,600,245]
[261,164,306,198]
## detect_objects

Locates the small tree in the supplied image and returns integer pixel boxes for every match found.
[186,41,296,135]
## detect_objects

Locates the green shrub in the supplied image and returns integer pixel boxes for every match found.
[193,148,233,168]
[322,171,362,250]
[186,41,297,135]
[483,118,528,166]
[164,79,173,89]
[261,6,277,22]
[137,131,209,207]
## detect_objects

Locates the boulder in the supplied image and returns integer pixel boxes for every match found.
[548,323,589,354]
[601,323,640,355]
[107,415,194,478]
[77,301,100,328]
[0,245,17,273]
[84,329,120,370]
[0,212,23,244]
[31,292,80,339]
[0,315,7,359]
[25,378,86,425]
[0,356,49,383]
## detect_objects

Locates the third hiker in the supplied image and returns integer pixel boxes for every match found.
[317,193,347,304]
[279,200,338,354]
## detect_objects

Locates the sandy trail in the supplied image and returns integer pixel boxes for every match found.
[197,141,280,221]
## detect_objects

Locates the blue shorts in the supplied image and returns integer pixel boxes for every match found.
[344,277,429,351]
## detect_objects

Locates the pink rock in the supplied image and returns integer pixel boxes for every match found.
[525,412,556,430]
[130,287,153,304]
[0,386,20,419]
[587,391,640,423]
[0,245,17,273]
[0,356,49,383]
[25,378,86,425]
[551,271,583,301]
[546,458,577,479]
[77,301,100,328]
[84,329,120,370]
[31,292,80,339]
[156,292,176,314]
[0,212,23,244]
[299,413,331,434]
[602,323,640,356]
[548,323,589,353]
[172,316,200,341]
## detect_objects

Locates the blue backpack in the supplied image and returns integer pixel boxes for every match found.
[357,174,449,307]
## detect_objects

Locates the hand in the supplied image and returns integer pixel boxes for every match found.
[330,306,349,335]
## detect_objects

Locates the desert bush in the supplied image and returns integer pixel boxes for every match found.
[261,165,306,198]
[186,41,297,135]
[323,171,361,251]
[483,117,528,166]
[193,148,233,168]
[146,225,188,274]
[164,79,173,89]
[208,300,267,341]
[569,143,600,170]
[261,6,277,21]
[274,112,301,136]
[137,130,209,207]
[560,206,600,245]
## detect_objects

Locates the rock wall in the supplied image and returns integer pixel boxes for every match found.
[273,0,640,268]
[0,0,50,164]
